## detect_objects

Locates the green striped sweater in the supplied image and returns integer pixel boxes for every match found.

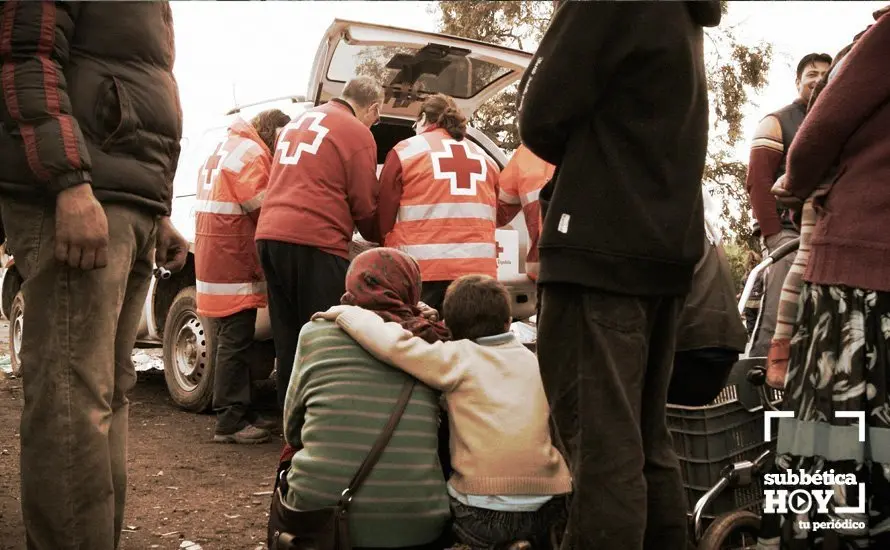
[283,320,449,548]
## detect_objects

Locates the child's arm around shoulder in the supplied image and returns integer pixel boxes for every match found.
[314,305,466,391]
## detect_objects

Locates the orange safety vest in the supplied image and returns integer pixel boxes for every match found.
[497,145,555,281]
[194,119,271,318]
[385,128,500,282]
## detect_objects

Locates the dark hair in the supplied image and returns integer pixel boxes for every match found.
[419,93,467,140]
[342,76,385,108]
[443,275,511,341]
[796,53,832,80]
[807,44,852,113]
[250,109,291,152]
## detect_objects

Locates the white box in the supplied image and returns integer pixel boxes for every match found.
[495,229,520,278]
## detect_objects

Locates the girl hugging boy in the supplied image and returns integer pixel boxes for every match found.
[314,274,572,549]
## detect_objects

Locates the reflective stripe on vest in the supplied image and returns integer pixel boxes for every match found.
[195,191,265,215]
[385,129,499,281]
[498,189,521,205]
[194,120,271,318]
[241,190,265,212]
[498,187,540,207]
[196,200,241,215]
[398,202,496,223]
[398,242,497,261]
[197,280,267,296]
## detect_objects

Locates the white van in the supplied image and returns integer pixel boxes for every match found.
[4,19,537,411]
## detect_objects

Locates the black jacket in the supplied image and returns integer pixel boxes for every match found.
[518,1,721,296]
[0,1,182,216]
[676,235,748,353]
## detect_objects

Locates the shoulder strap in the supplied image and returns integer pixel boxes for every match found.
[338,379,416,510]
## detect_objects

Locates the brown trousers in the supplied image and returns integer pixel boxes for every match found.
[537,283,688,550]
[1,199,157,550]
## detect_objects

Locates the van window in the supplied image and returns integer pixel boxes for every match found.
[327,42,511,100]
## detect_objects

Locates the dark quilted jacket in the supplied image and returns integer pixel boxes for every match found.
[0,1,183,216]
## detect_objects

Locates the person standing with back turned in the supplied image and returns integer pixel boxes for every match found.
[195,109,291,444]
[0,2,188,549]
[256,76,384,408]
[518,2,721,549]
[496,143,555,282]
[375,94,500,311]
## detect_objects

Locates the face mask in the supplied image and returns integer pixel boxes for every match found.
[413,113,428,134]
[366,104,380,128]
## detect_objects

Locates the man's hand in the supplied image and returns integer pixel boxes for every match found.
[155,217,188,273]
[417,301,439,322]
[771,175,804,211]
[55,183,109,270]
[311,305,354,322]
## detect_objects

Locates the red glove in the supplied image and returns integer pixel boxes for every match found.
[766,338,791,389]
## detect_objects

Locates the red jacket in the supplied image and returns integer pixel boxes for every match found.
[377,128,499,282]
[496,145,555,280]
[256,99,379,259]
[194,119,270,318]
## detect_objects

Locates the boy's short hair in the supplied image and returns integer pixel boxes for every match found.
[796,53,832,80]
[443,274,511,341]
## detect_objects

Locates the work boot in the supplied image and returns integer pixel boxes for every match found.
[252,415,281,433]
[213,424,271,444]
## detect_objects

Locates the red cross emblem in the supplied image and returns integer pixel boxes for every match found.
[431,140,487,196]
[277,112,330,166]
[199,142,228,191]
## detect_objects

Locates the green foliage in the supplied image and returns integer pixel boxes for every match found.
[703,18,773,247]
[722,239,760,294]
[430,1,553,151]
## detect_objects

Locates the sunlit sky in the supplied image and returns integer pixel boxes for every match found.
[170,1,887,160]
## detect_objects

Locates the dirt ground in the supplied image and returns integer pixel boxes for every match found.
[0,319,283,550]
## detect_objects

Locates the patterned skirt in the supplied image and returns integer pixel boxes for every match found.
[757,284,890,550]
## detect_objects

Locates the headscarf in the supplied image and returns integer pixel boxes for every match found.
[341,248,451,343]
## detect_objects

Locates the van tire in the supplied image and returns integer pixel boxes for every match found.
[9,290,24,377]
[163,287,215,412]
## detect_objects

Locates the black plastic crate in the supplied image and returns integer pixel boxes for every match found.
[668,381,783,517]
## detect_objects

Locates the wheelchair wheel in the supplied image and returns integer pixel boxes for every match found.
[697,510,760,550]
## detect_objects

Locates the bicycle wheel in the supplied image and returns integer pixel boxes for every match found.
[697,510,760,550]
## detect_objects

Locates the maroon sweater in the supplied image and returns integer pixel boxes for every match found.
[256,99,379,259]
[785,13,890,292]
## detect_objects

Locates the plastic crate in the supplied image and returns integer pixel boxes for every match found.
[668,382,783,518]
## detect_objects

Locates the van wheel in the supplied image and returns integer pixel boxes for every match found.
[163,287,215,412]
[8,291,24,377]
